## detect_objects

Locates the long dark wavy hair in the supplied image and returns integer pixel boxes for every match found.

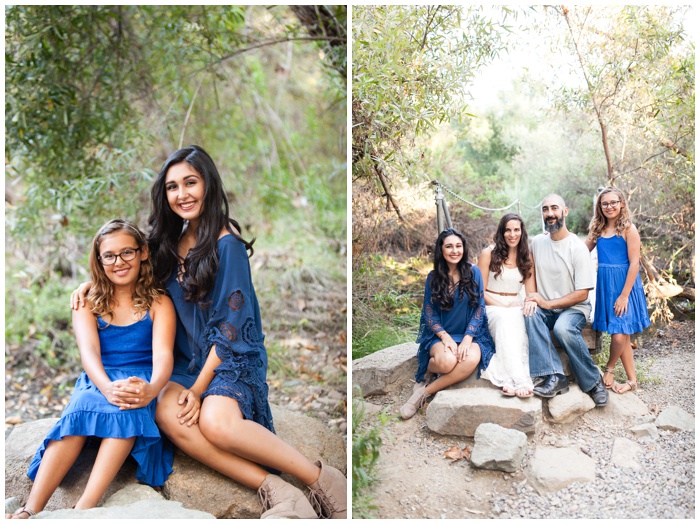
[489,213,532,283]
[148,145,254,305]
[430,228,479,310]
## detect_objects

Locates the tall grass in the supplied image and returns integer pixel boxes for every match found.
[352,254,424,359]
[352,390,394,518]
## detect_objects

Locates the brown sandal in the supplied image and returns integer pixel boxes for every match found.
[7,506,36,519]
[612,380,637,394]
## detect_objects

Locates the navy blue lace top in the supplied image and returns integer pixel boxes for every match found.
[414,266,495,383]
[166,234,274,433]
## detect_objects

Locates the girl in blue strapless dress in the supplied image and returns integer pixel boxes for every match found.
[586,188,650,395]
[7,220,175,519]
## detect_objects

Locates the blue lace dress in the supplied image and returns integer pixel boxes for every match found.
[593,235,651,334]
[415,266,495,383]
[166,234,274,433]
[27,312,173,487]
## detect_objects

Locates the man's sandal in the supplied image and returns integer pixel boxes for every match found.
[612,380,637,394]
[601,366,615,389]
[7,506,36,519]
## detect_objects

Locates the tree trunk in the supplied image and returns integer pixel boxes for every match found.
[561,6,614,183]
[372,148,405,222]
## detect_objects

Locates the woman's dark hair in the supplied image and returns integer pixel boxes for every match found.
[147,145,254,305]
[489,213,532,283]
[431,228,479,310]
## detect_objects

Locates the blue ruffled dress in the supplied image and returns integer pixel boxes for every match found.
[27,312,173,487]
[415,266,495,383]
[166,234,274,433]
[593,235,651,334]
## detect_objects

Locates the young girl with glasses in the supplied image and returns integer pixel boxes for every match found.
[72,146,346,519]
[585,187,650,394]
[7,220,175,519]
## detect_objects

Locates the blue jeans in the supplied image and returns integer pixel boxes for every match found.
[524,307,600,392]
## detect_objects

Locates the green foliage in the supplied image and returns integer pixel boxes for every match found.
[5,270,78,370]
[353,5,512,185]
[352,391,394,518]
[352,254,423,359]
[543,5,695,257]
[6,5,347,247]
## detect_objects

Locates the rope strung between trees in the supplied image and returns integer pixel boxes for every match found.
[431,180,542,212]
[431,180,548,234]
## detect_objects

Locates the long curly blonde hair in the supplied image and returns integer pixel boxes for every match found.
[88,219,163,320]
[587,187,632,244]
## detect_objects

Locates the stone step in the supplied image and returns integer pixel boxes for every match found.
[352,342,417,397]
[425,387,543,437]
[353,323,600,399]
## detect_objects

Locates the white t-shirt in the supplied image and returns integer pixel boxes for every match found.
[531,232,594,318]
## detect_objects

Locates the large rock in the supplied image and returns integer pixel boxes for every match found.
[527,446,596,494]
[628,422,659,442]
[352,342,417,396]
[610,437,642,470]
[446,372,498,390]
[470,423,528,473]
[545,384,596,424]
[426,388,542,437]
[583,389,649,426]
[5,405,345,519]
[4,418,140,512]
[102,484,164,507]
[655,405,695,432]
[31,499,215,519]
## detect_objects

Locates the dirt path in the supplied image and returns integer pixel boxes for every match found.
[362,320,694,519]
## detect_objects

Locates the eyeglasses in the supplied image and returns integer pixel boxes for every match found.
[601,200,621,209]
[98,248,141,265]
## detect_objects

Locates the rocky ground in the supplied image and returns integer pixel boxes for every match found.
[360,319,695,519]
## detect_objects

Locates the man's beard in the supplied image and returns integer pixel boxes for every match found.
[544,216,564,233]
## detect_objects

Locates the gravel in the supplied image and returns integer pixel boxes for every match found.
[364,319,694,519]
[495,319,695,519]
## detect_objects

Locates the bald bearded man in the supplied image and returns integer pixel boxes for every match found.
[524,194,608,407]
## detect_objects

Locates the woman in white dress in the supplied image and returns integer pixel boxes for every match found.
[477,213,537,398]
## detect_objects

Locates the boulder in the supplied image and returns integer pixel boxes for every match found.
[31,499,215,519]
[446,372,498,390]
[5,405,346,519]
[103,484,164,507]
[426,388,542,437]
[610,437,642,470]
[352,342,417,397]
[583,389,649,426]
[545,384,596,424]
[628,422,659,442]
[4,418,140,512]
[527,446,596,494]
[470,423,528,473]
[655,406,695,432]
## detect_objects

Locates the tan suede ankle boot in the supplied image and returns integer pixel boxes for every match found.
[308,461,347,519]
[258,474,318,519]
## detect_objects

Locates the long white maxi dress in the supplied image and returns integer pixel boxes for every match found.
[480,265,534,391]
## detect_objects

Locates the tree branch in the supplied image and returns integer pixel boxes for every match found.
[660,138,690,158]
[561,5,614,182]
[178,73,207,149]
[371,150,405,222]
